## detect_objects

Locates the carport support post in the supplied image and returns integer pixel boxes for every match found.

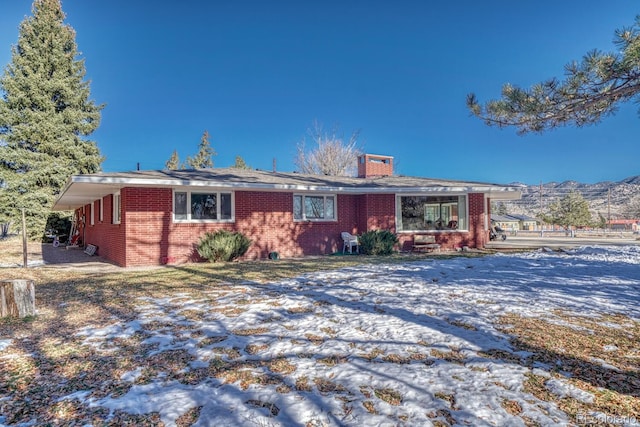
[22,208,27,268]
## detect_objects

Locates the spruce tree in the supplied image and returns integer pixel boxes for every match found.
[165,150,181,170]
[185,130,216,169]
[232,155,251,169]
[0,0,103,238]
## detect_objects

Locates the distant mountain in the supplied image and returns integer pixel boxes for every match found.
[501,176,640,219]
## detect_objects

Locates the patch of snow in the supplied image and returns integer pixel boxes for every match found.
[120,367,144,382]
[590,357,620,371]
[545,379,594,403]
[76,319,142,350]
[531,368,552,378]
[58,390,92,402]
[0,339,12,351]
[601,322,624,329]
[52,245,640,426]
[96,381,246,427]
[0,417,37,427]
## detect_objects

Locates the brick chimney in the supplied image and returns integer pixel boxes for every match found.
[357,154,393,178]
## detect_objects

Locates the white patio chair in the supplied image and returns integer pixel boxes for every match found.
[341,232,359,254]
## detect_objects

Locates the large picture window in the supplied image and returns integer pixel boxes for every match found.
[397,195,467,231]
[174,191,234,222]
[293,194,336,221]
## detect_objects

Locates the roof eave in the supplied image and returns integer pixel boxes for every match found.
[52,174,522,211]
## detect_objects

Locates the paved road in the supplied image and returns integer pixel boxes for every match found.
[485,235,640,250]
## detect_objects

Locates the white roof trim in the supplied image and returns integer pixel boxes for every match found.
[53,173,521,210]
[67,175,521,194]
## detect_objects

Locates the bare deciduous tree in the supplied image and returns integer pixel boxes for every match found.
[294,121,363,176]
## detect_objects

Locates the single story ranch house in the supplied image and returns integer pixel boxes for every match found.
[53,154,521,267]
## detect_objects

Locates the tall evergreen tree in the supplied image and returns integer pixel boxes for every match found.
[165,150,180,170]
[232,155,251,170]
[0,0,103,237]
[185,130,216,169]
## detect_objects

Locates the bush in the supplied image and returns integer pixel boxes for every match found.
[358,230,398,255]
[196,230,252,262]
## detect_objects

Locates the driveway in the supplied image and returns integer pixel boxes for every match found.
[0,242,124,272]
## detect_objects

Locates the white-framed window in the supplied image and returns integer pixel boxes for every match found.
[99,198,104,222]
[293,194,336,221]
[112,191,121,224]
[173,190,234,222]
[397,194,467,232]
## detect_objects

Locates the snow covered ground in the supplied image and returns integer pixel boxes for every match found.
[3,245,640,426]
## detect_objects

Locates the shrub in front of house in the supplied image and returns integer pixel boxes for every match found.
[196,230,252,262]
[358,230,398,256]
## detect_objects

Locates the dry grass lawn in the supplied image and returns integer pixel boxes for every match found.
[0,236,638,426]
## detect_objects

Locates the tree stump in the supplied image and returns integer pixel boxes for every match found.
[0,280,36,318]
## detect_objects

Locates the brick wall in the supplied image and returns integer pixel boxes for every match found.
[468,193,487,248]
[104,189,364,266]
[234,192,359,259]
[355,194,396,231]
[357,154,394,178]
[82,193,126,266]
[80,187,490,267]
[123,187,174,266]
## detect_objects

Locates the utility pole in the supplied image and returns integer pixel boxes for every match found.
[539,182,543,232]
[539,182,543,215]
[607,188,611,232]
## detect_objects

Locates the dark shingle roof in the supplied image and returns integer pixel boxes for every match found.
[54,168,522,210]
[79,167,517,189]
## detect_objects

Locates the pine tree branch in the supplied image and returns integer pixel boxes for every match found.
[468,17,640,134]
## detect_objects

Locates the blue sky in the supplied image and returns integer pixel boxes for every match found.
[1,1,638,185]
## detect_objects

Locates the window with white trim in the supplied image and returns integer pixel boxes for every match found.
[112,192,121,224]
[397,195,467,231]
[173,190,234,222]
[293,194,336,221]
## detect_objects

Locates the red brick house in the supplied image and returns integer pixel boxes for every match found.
[53,154,521,267]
